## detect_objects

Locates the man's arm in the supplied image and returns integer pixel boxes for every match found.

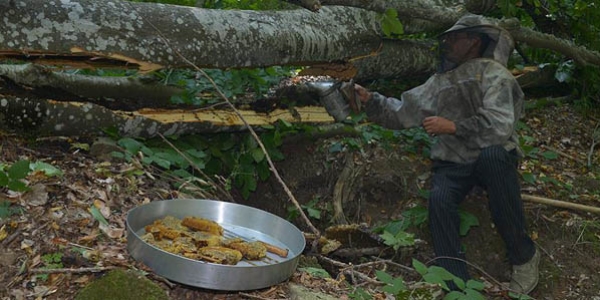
[355,84,431,130]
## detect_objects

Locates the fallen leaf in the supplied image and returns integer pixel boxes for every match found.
[0,224,7,241]
[99,223,124,239]
[24,184,48,207]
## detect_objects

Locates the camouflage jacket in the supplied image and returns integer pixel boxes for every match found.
[364,58,524,164]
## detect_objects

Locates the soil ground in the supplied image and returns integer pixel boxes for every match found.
[1,103,600,299]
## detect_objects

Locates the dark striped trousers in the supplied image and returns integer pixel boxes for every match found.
[428,145,536,282]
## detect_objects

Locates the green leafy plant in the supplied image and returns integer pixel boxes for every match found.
[380,230,415,251]
[298,267,331,279]
[348,287,372,300]
[287,196,328,221]
[380,9,404,38]
[413,259,486,299]
[0,200,23,220]
[376,205,429,234]
[111,120,295,199]
[36,252,64,281]
[376,270,406,295]
[0,159,31,192]
[459,210,479,236]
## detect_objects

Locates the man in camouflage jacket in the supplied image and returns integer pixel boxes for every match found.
[354,14,540,295]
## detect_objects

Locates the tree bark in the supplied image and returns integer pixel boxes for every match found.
[0,64,182,109]
[0,94,336,137]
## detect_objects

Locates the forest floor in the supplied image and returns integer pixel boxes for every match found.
[1,102,600,300]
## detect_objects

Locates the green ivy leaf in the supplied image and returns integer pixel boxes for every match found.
[522,172,536,184]
[7,180,29,192]
[185,149,207,159]
[541,151,558,160]
[464,288,487,299]
[459,210,479,236]
[412,259,428,276]
[118,138,143,153]
[381,277,406,295]
[466,279,485,290]
[428,266,455,281]
[375,270,394,284]
[306,207,321,220]
[8,160,31,180]
[423,273,449,291]
[444,291,465,300]
[251,148,265,163]
[30,162,63,177]
[0,171,8,187]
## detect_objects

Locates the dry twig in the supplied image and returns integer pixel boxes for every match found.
[28,266,116,274]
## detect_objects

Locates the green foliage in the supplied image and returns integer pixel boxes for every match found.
[36,252,64,281]
[0,200,23,220]
[348,287,372,300]
[374,205,428,234]
[30,161,64,177]
[496,0,600,111]
[375,270,406,295]
[380,9,404,38]
[0,160,31,192]
[287,196,328,221]
[112,120,295,199]
[155,67,296,106]
[458,210,479,236]
[413,259,486,299]
[379,230,415,251]
[298,267,331,278]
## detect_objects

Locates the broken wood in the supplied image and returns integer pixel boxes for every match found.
[258,241,289,258]
[0,95,335,137]
[522,194,600,214]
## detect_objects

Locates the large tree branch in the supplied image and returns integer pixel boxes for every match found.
[499,18,600,66]
[0,95,336,137]
[0,1,384,71]
[0,64,182,109]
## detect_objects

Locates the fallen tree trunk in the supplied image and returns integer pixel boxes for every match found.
[2,0,599,81]
[0,94,336,137]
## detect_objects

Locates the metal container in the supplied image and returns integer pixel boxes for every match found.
[126,199,305,291]
[307,81,351,122]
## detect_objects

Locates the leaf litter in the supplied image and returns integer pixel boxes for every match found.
[0,103,599,299]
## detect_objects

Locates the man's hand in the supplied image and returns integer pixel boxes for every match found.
[423,116,456,136]
[354,84,372,103]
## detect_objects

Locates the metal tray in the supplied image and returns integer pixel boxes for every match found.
[126,199,305,291]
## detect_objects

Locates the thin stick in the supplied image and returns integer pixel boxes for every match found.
[542,145,586,165]
[29,266,116,274]
[145,21,320,237]
[522,194,600,214]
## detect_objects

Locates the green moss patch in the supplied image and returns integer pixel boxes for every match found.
[75,269,168,300]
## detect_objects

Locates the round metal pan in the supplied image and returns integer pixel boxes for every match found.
[126,199,305,291]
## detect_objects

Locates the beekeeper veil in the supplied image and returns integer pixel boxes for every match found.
[438,14,515,72]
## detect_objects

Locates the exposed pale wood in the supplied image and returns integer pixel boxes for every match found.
[0,94,336,137]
